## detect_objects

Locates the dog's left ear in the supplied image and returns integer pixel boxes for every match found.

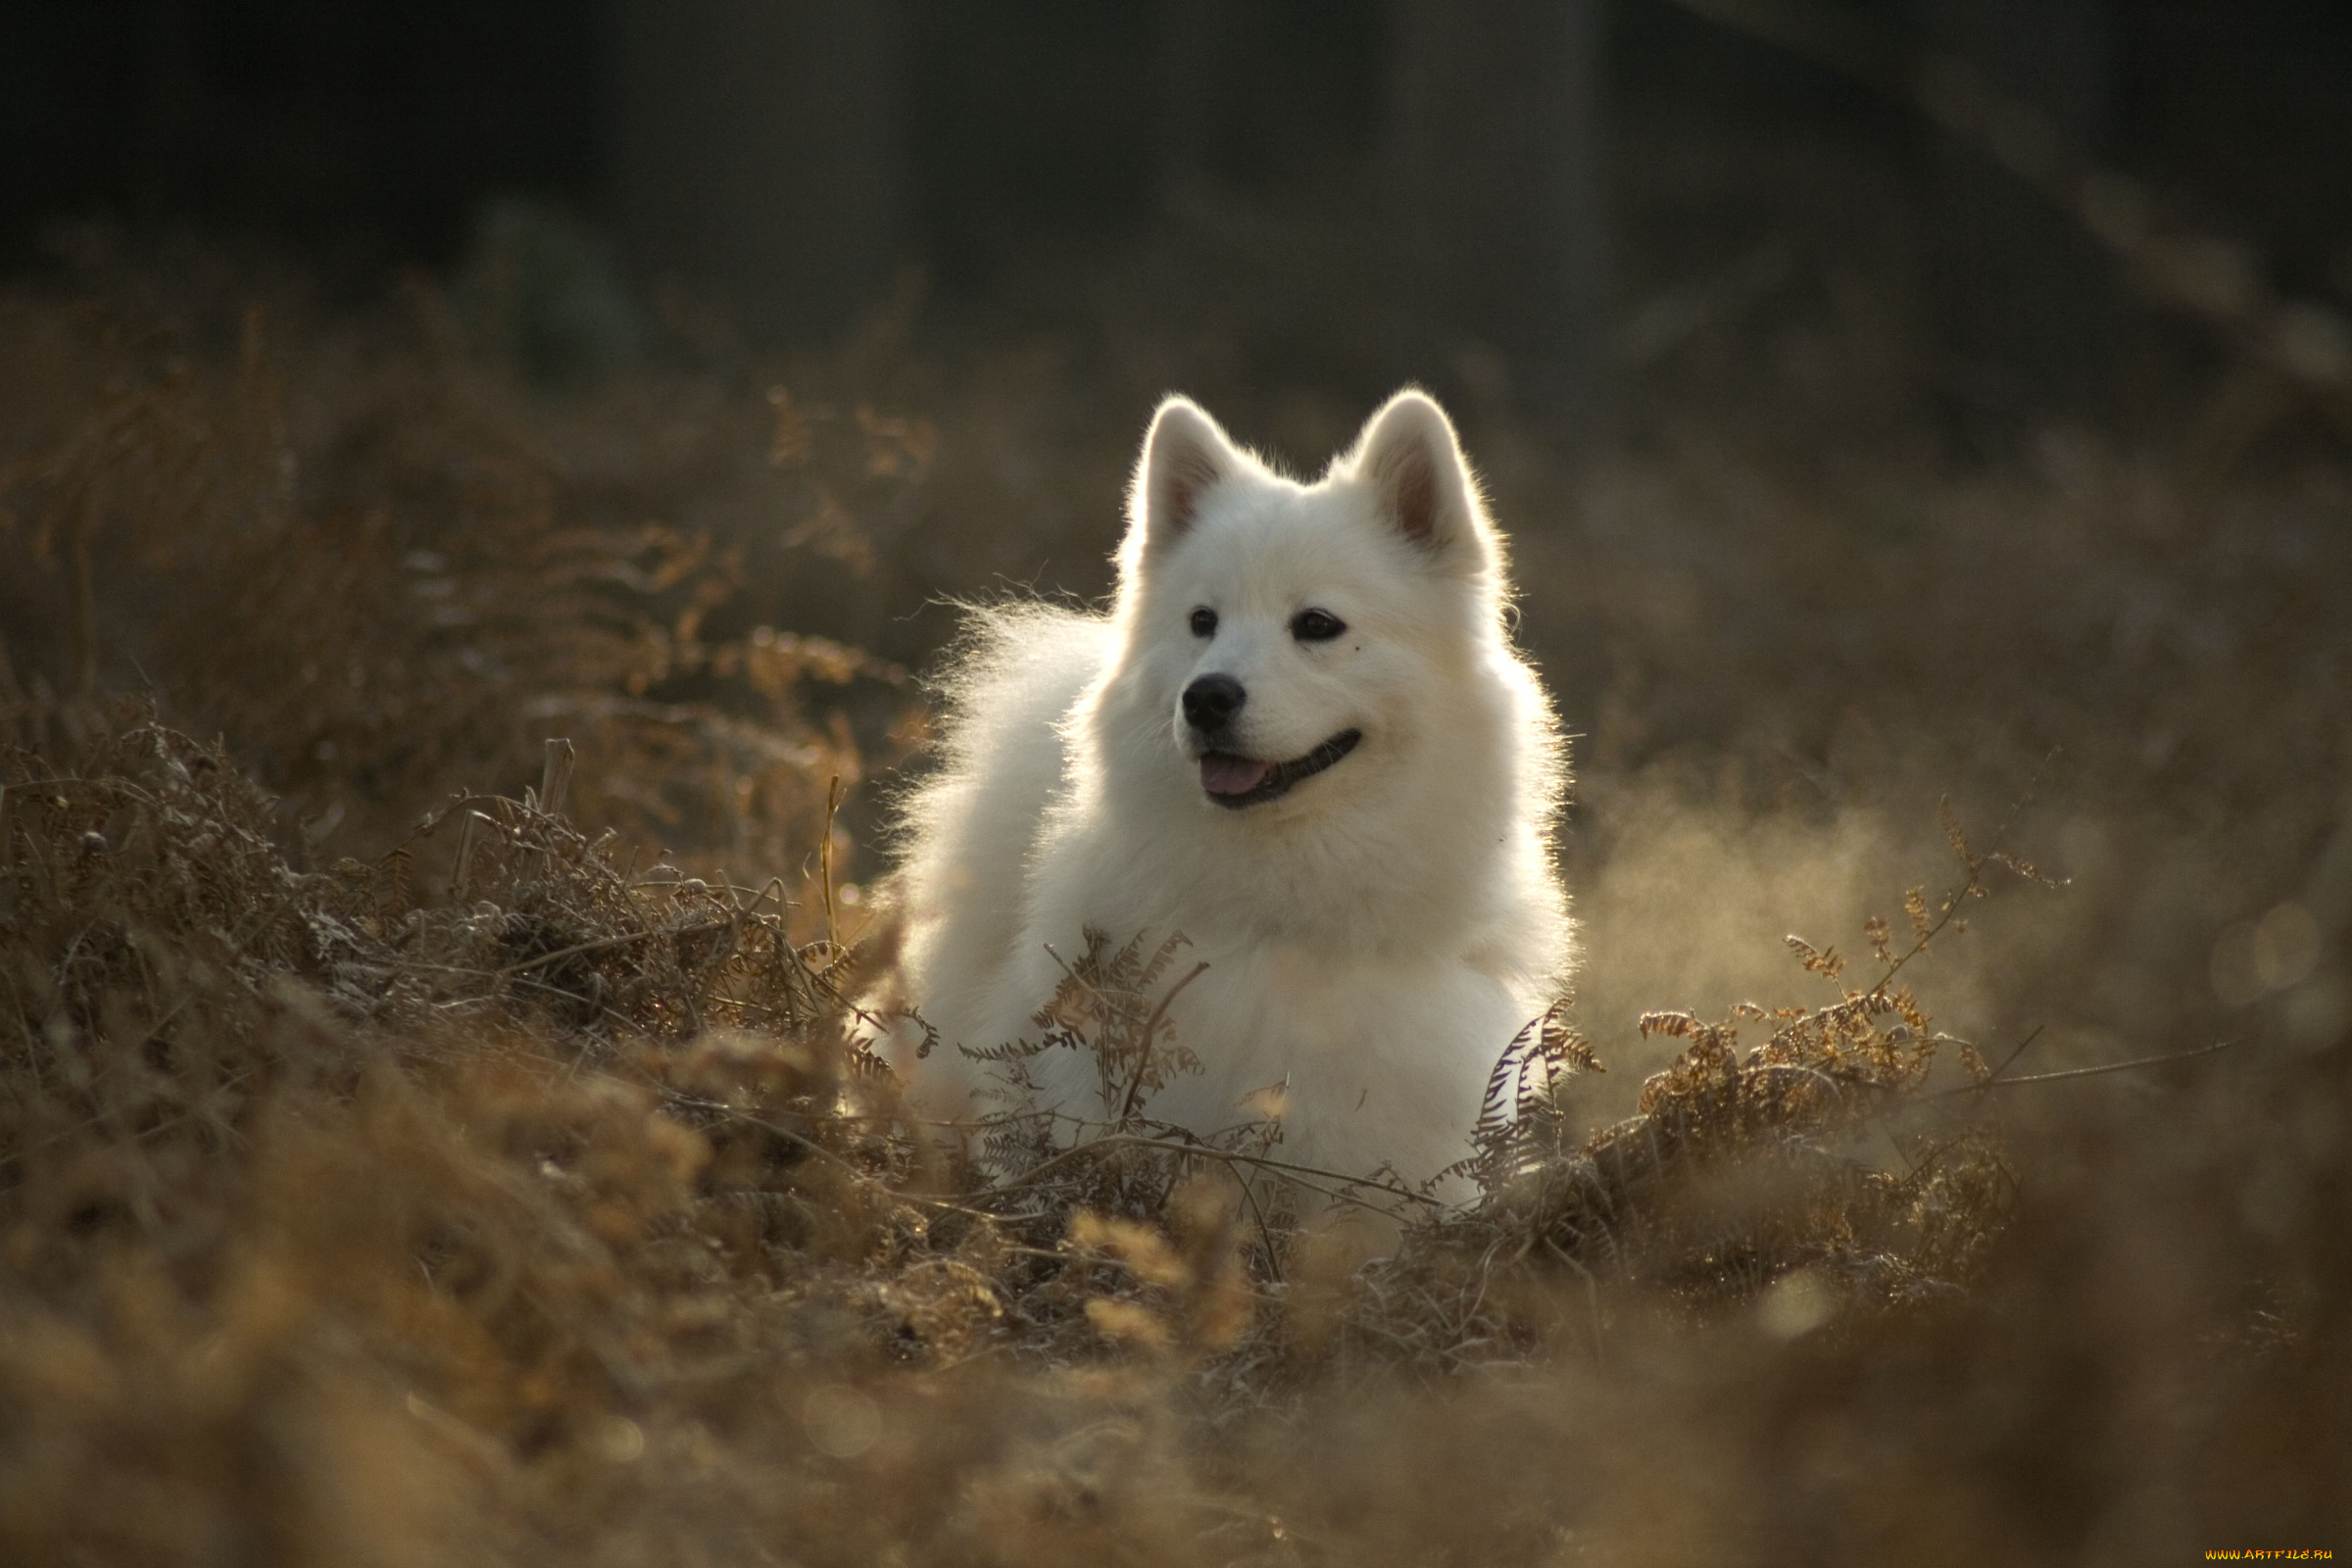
[1341,390,1493,569]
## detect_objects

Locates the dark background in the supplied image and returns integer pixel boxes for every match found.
[7,0,2351,424]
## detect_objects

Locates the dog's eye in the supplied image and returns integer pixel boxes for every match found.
[1292,609,1346,642]
[1189,608,1218,638]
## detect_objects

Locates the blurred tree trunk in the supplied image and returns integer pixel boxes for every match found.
[1155,0,1260,191]
[131,0,204,223]
[1385,0,1610,414]
[1915,0,2118,422]
[607,0,905,345]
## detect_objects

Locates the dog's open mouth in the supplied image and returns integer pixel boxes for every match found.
[1199,729,1361,808]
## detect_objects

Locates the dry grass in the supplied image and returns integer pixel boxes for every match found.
[0,221,2347,1565]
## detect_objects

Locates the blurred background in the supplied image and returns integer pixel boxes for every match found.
[6,0,2348,1059]
[7,0,2350,420]
[1,4,2349,1558]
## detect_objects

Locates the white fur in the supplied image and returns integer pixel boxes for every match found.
[883,390,1573,1187]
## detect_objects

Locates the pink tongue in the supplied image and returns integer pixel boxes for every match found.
[1200,753,1271,796]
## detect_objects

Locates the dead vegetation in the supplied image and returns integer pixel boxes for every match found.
[0,693,2032,1565]
[1,236,2347,1564]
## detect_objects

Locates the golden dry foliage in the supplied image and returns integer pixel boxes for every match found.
[11,697,2337,1567]
[1,247,2347,1565]
[0,698,2021,1567]
[0,244,914,891]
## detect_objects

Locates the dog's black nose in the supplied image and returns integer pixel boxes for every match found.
[1182,674,1247,731]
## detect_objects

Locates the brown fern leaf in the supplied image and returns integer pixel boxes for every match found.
[1785,934,1846,980]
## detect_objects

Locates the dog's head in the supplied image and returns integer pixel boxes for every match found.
[1108,389,1511,813]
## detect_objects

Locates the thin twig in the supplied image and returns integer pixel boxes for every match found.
[819,774,840,947]
[983,1133,1443,1210]
[498,917,735,978]
[1923,1039,2235,1100]
[1117,959,1211,1124]
[1978,1023,2047,1088]
[1865,753,2057,1001]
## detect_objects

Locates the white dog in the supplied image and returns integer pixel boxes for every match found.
[883,390,1573,1188]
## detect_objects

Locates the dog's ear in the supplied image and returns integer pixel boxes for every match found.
[1130,395,1241,553]
[1343,390,1491,566]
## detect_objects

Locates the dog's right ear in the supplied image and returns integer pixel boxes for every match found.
[1128,396,1240,556]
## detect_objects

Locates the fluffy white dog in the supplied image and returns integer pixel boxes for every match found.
[882,389,1573,1188]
